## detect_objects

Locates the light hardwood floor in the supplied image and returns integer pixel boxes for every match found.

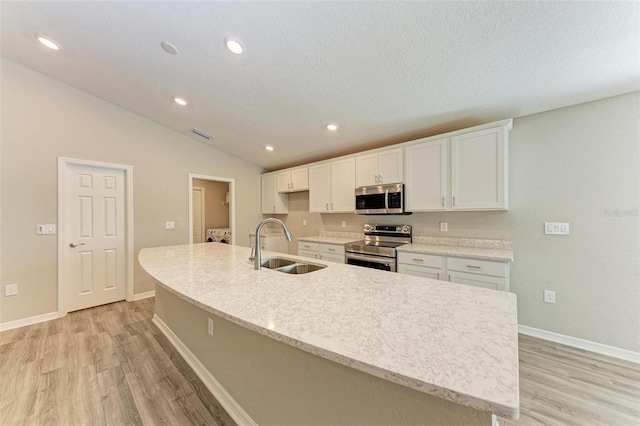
[1,299,638,425]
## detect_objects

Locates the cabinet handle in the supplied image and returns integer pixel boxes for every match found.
[448,274,451,281]
[436,273,440,280]
[442,196,445,207]
[374,174,378,183]
[291,182,294,189]
[453,196,456,207]
[326,203,329,210]
[412,258,424,262]
[328,248,335,252]
[273,206,276,212]
[331,202,334,210]
[466,265,481,270]
[378,174,382,183]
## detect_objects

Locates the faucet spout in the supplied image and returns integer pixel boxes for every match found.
[253,218,292,270]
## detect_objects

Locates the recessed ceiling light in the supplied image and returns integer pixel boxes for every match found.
[161,41,179,55]
[225,38,244,55]
[326,123,339,131]
[265,145,274,151]
[173,97,188,106]
[36,35,61,51]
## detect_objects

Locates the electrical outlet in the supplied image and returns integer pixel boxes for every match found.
[440,222,448,232]
[5,284,18,297]
[46,224,56,234]
[207,318,214,336]
[544,290,556,304]
[341,220,346,228]
[544,222,570,235]
[165,221,175,230]
[303,219,307,226]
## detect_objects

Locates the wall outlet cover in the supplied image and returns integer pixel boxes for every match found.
[440,222,448,232]
[5,284,18,297]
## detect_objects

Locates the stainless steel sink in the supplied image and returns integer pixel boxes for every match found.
[276,263,327,274]
[261,257,296,269]
[259,256,327,274]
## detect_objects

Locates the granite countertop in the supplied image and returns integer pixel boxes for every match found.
[139,243,519,419]
[397,236,514,262]
[297,235,362,245]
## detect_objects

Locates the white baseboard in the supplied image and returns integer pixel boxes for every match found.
[0,311,60,332]
[133,290,155,301]
[518,325,640,364]
[152,314,257,426]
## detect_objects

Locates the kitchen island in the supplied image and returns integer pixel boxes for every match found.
[139,243,519,425]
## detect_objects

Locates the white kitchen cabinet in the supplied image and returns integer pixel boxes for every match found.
[446,257,509,291]
[250,233,289,254]
[261,174,288,214]
[355,148,403,187]
[397,252,444,280]
[404,138,448,211]
[451,125,508,210]
[297,241,345,263]
[309,158,356,213]
[405,121,510,212]
[276,167,308,193]
[398,252,510,292]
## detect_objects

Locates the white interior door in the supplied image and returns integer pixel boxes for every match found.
[65,164,126,312]
[192,187,205,243]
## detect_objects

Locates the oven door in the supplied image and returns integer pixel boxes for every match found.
[345,252,396,272]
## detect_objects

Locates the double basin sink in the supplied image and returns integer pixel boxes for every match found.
[260,256,327,274]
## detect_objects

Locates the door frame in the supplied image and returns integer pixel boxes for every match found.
[192,186,205,243]
[57,157,134,317]
[188,173,235,245]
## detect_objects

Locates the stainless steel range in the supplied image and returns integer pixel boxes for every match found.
[345,224,412,272]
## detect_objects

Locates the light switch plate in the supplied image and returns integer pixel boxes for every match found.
[544,222,570,235]
[37,224,46,235]
[5,284,18,297]
[165,221,175,230]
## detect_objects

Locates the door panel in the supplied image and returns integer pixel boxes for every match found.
[66,165,126,312]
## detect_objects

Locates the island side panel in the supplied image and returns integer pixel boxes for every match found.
[154,285,492,425]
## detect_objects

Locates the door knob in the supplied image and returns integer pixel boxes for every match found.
[69,242,85,248]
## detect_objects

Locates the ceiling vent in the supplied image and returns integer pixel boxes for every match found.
[192,128,214,140]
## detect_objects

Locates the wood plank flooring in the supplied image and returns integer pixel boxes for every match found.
[0,298,236,426]
[1,299,639,425]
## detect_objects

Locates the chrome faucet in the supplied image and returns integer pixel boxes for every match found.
[251,218,292,270]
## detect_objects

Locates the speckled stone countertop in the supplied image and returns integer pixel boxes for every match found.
[398,236,514,262]
[139,243,519,419]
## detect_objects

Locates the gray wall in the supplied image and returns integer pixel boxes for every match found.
[277,92,640,352]
[0,58,263,323]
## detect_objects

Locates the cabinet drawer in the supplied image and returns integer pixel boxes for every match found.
[319,243,345,255]
[319,252,344,263]
[398,264,442,280]
[447,257,507,278]
[298,249,318,260]
[298,241,319,252]
[448,271,508,292]
[397,252,443,268]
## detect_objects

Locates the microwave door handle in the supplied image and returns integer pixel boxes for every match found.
[384,188,389,213]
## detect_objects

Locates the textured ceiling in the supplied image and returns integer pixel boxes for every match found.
[1,1,638,170]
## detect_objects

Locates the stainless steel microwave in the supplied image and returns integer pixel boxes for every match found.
[355,183,407,215]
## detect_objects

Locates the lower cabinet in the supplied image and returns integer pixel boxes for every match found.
[298,241,345,263]
[398,253,510,292]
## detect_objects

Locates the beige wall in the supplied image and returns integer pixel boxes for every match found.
[193,178,230,230]
[276,92,640,352]
[0,58,263,323]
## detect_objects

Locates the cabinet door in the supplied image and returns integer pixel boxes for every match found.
[451,126,508,210]
[331,158,356,212]
[318,252,344,263]
[276,172,291,193]
[398,264,442,280]
[448,271,508,292]
[378,148,403,184]
[355,153,378,187]
[261,175,276,214]
[290,168,309,191]
[405,138,448,211]
[309,164,330,213]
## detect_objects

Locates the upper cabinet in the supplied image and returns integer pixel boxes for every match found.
[261,174,288,214]
[309,158,356,213]
[451,126,508,210]
[355,148,403,187]
[405,120,511,211]
[276,167,308,193]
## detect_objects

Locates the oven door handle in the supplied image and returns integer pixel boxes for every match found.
[346,252,396,265]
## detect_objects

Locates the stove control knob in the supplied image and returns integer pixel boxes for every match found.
[401,225,410,233]
[364,224,371,232]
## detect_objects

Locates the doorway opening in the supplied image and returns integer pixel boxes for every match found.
[188,174,235,245]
